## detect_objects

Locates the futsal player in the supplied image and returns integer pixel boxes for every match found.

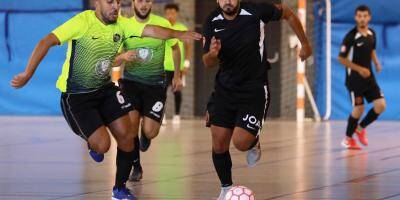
[116,0,183,182]
[338,5,386,150]
[11,0,201,199]
[202,0,312,199]
[164,3,191,124]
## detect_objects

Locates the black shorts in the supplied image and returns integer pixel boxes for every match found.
[165,70,174,87]
[207,85,270,136]
[348,79,384,106]
[119,79,166,123]
[60,83,133,140]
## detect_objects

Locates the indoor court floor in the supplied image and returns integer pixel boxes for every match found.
[0,117,400,200]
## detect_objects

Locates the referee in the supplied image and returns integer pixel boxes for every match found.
[338,5,386,150]
[202,0,312,199]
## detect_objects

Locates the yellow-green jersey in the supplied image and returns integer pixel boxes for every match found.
[52,10,144,93]
[164,22,188,72]
[123,14,178,85]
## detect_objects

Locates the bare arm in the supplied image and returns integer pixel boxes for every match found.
[281,4,312,61]
[11,33,60,88]
[202,36,221,69]
[142,25,202,41]
[182,40,192,75]
[372,50,382,73]
[113,50,138,67]
[171,44,183,92]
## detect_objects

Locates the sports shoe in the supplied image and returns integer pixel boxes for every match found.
[88,144,104,163]
[129,167,143,182]
[217,185,232,200]
[341,137,361,150]
[139,132,151,152]
[112,186,136,200]
[247,141,261,167]
[355,127,368,146]
[172,115,181,125]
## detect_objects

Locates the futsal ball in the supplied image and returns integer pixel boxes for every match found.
[225,186,255,200]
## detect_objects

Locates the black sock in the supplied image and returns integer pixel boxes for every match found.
[212,151,233,187]
[115,148,134,189]
[346,115,359,138]
[174,91,182,115]
[360,109,379,128]
[132,137,141,169]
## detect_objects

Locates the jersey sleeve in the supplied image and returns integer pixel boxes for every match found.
[202,17,213,53]
[259,3,283,23]
[52,12,87,45]
[339,32,353,58]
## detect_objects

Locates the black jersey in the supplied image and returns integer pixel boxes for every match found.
[339,27,377,89]
[203,2,282,94]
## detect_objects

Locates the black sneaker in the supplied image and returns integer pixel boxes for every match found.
[129,167,143,182]
[139,132,151,152]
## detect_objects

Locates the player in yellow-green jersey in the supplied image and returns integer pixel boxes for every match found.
[164,3,192,124]
[10,0,202,199]
[116,0,184,182]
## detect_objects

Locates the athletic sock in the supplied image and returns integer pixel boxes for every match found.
[115,148,134,189]
[346,115,359,138]
[174,91,182,115]
[360,109,380,128]
[132,137,141,169]
[212,151,233,187]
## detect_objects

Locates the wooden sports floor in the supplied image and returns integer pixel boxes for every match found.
[0,117,399,200]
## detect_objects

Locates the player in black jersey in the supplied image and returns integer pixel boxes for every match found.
[202,0,312,198]
[338,5,386,150]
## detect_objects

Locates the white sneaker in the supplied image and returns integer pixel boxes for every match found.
[247,141,261,167]
[217,186,232,200]
[172,115,181,125]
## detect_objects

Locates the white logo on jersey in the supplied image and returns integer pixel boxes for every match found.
[152,101,164,112]
[137,48,152,62]
[357,42,364,47]
[214,28,225,33]
[96,58,112,76]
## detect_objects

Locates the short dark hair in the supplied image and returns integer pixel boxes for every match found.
[164,3,179,12]
[355,5,371,15]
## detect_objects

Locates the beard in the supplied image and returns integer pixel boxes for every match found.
[134,6,151,20]
[222,4,239,16]
[101,11,118,24]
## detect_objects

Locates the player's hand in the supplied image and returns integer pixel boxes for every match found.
[299,43,312,61]
[178,31,202,41]
[121,50,138,62]
[11,71,31,89]
[182,67,189,76]
[209,36,221,58]
[376,63,383,73]
[172,75,183,92]
[358,68,371,78]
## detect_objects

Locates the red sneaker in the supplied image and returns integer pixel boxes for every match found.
[341,137,361,150]
[355,128,368,146]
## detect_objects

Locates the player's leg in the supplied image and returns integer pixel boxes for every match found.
[128,110,143,182]
[99,85,136,199]
[118,79,143,182]
[207,93,236,200]
[342,90,364,149]
[139,84,167,151]
[211,125,234,200]
[163,71,175,125]
[172,90,182,124]
[60,93,110,162]
[356,84,386,145]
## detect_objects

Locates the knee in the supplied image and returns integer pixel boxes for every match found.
[213,140,230,154]
[375,102,386,114]
[232,138,250,152]
[91,139,111,154]
[118,128,135,143]
[142,126,160,139]
[352,106,365,118]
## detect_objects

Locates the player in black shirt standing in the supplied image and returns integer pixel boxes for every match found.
[202,0,312,198]
[338,5,386,150]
